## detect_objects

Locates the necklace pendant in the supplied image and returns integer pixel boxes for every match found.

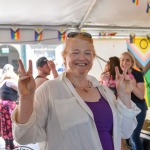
[82,88,88,93]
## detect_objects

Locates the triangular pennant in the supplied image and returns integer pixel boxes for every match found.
[58,31,66,42]
[35,28,43,41]
[99,32,106,36]
[129,33,136,43]
[10,28,20,40]
[99,32,117,37]
[35,31,43,41]
[146,0,150,15]
[147,34,150,42]
[132,0,139,6]
[107,32,117,36]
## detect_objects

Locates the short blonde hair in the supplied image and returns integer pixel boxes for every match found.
[120,52,136,68]
[0,64,18,82]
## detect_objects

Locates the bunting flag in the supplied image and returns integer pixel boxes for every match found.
[132,0,139,6]
[107,32,117,36]
[35,30,43,41]
[58,31,66,42]
[11,28,20,40]
[99,32,106,36]
[147,34,150,42]
[146,0,150,15]
[99,32,117,36]
[126,37,150,106]
[129,33,136,43]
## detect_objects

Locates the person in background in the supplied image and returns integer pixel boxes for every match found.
[12,32,140,150]
[35,56,58,88]
[99,56,122,97]
[99,56,132,150]
[120,52,147,150]
[0,64,18,150]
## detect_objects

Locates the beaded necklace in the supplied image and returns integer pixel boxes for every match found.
[72,80,92,93]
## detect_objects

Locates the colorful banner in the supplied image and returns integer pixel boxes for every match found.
[146,0,150,15]
[130,33,136,43]
[58,31,66,42]
[10,28,20,40]
[99,32,117,36]
[35,31,43,41]
[127,37,150,107]
[132,0,139,6]
[147,34,150,42]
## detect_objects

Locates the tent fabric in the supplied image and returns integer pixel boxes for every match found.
[0,0,150,43]
[0,0,150,27]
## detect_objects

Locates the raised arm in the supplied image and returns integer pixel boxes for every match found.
[16,59,36,124]
[47,60,58,78]
[115,67,133,108]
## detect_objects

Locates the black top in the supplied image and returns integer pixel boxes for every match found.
[0,82,18,101]
[35,76,49,80]
[131,68,146,104]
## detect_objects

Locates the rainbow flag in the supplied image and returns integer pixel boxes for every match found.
[147,34,150,42]
[99,32,117,37]
[107,32,117,36]
[99,32,106,36]
[146,1,150,15]
[35,31,43,41]
[58,31,66,42]
[11,29,20,40]
[132,0,138,6]
[130,34,135,43]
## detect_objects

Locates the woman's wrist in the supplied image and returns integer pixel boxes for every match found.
[118,92,132,108]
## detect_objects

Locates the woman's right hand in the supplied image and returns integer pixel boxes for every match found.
[18,59,36,96]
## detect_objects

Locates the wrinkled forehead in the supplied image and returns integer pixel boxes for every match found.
[65,37,94,50]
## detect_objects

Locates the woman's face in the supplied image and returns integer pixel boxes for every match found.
[120,54,133,71]
[64,38,94,76]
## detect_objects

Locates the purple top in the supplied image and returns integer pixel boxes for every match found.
[85,95,114,150]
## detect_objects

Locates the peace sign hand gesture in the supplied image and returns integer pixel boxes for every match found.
[18,59,36,97]
[115,66,133,108]
[115,66,133,95]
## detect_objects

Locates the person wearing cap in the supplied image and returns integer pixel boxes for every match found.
[35,56,58,88]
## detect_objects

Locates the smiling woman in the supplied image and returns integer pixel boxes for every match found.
[119,52,147,150]
[12,32,140,150]
[62,32,95,79]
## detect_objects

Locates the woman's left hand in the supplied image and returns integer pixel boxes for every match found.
[115,66,133,95]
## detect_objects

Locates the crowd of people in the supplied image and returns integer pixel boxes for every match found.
[0,31,147,150]
[0,64,18,150]
[99,52,147,150]
[0,57,58,150]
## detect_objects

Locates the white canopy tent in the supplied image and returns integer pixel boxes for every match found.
[0,0,150,44]
[0,0,150,110]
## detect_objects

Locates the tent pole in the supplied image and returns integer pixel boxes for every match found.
[96,55,107,63]
[78,0,97,30]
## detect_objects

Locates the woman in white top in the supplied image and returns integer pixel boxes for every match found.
[12,32,140,150]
